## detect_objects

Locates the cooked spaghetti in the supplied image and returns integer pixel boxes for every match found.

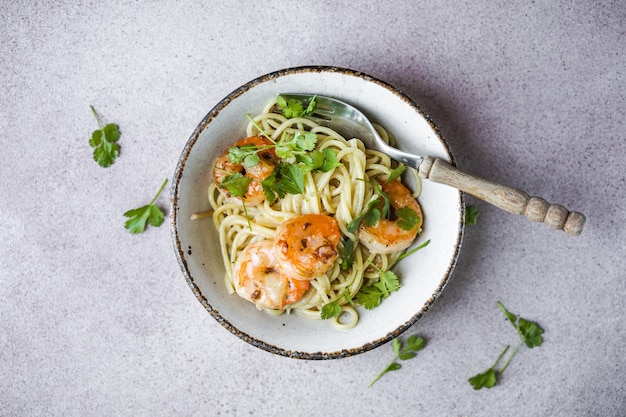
[205,96,424,330]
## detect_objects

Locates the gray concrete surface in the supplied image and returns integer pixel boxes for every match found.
[1,1,624,416]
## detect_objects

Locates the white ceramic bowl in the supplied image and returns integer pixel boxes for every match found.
[171,66,464,359]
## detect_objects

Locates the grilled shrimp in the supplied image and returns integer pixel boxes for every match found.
[274,214,341,280]
[233,240,310,310]
[359,179,423,254]
[213,136,276,206]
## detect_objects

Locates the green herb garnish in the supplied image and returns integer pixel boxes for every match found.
[465,205,479,226]
[468,301,544,390]
[276,95,317,118]
[320,289,353,319]
[356,261,401,310]
[123,179,168,234]
[346,179,419,233]
[387,164,407,183]
[261,163,306,204]
[369,335,426,387]
[89,105,121,167]
[396,239,430,262]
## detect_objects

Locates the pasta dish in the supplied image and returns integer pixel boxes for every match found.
[203,95,427,330]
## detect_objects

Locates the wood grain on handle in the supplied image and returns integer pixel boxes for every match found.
[418,156,586,235]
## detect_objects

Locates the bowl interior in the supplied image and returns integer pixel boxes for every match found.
[171,67,463,359]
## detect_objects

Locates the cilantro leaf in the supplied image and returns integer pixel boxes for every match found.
[356,262,402,310]
[469,302,545,390]
[468,367,498,390]
[276,95,317,118]
[320,289,353,320]
[260,163,306,203]
[519,318,544,348]
[228,144,262,167]
[319,148,342,172]
[220,173,253,198]
[320,300,342,320]
[374,270,401,297]
[369,335,426,387]
[89,105,120,167]
[123,179,168,234]
[356,285,383,310]
[274,163,305,194]
[465,205,479,225]
[498,301,544,348]
[275,131,318,161]
[468,345,510,390]
[347,199,380,233]
[294,131,317,151]
[396,206,420,231]
[364,207,381,227]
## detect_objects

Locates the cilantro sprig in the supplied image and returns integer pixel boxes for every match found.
[468,301,544,390]
[123,178,168,234]
[369,335,426,387]
[276,95,317,119]
[346,178,419,233]
[89,105,121,167]
[320,288,353,320]
[224,127,342,206]
[356,261,401,310]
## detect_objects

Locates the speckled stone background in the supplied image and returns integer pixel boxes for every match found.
[1,1,624,416]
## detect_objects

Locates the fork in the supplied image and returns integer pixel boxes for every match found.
[280,94,585,235]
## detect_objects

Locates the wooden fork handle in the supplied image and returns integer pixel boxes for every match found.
[418,156,586,235]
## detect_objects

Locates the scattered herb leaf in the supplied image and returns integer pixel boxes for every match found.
[123,179,168,234]
[369,335,426,387]
[468,301,545,390]
[468,345,509,390]
[497,301,544,348]
[465,205,479,226]
[89,105,121,167]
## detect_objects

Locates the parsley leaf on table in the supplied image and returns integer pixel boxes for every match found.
[369,335,426,387]
[468,301,545,390]
[123,179,168,234]
[498,301,544,348]
[465,204,479,226]
[468,346,510,390]
[89,105,121,167]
